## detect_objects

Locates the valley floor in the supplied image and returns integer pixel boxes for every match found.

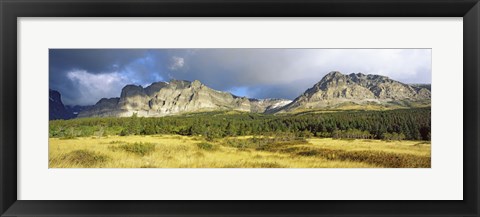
[49,135,431,168]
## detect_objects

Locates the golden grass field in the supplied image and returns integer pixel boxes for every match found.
[49,135,431,168]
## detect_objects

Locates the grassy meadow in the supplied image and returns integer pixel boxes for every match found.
[49,134,430,168]
[49,109,431,168]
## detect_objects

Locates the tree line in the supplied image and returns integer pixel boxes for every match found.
[49,108,431,141]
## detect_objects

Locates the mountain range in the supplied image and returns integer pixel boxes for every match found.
[49,90,93,120]
[280,71,431,112]
[50,89,75,120]
[49,71,431,120]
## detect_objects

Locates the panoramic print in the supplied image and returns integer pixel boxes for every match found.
[49,49,431,168]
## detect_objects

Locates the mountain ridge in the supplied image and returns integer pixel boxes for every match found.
[57,71,431,118]
[77,79,292,118]
[49,89,75,120]
[279,71,431,112]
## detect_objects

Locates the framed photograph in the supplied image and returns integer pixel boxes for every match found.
[1,0,479,216]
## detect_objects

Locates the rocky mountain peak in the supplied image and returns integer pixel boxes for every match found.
[121,84,144,93]
[145,81,168,96]
[325,71,344,78]
[49,89,75,120]
[319,71,344,83]
[96,97,120,105]
[307,71,349,94]
[190,80,203,89]
[279,71,431,112]
[120,85,146,102]
[348,72,366,80]
[73,72,431,118]
[168,79,192,89]
[78,79,292,117]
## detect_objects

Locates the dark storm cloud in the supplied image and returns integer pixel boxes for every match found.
[49,49,431,106]
[245,78,320,100]
[154,49,432,91]
[49,49,168,105]
[49,49,147,73]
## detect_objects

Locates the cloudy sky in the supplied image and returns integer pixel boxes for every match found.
[49,49,431,106]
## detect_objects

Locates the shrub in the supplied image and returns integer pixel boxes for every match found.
[382,132,406,141]
[222,136,308,152]
[117,142,156,156]
[197,142,216,151]
[295,148,430,168]
[62,150,108,167]
[297,150,318,156]
[223,139,255,150]
[332,129,374,139]
[315,131,331,138]
[59,135,77,140]
[119,129,129,136]
[298,130,314,138]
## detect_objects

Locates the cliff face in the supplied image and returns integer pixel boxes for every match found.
[65,105,94,118]
[76,71,430,118]
[49,89,75,120]
[78,80,291,118]
[78,97,121,117]
[279,71,431,112]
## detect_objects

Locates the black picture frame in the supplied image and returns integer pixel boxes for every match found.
[1,0,479,216]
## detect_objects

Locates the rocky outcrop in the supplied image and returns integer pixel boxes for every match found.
[279,71,431,112]
[78,97,121,117]
[65,105,94,118]
[77,72,430,118]
[79,80,290,118]
[49,89,75,120]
